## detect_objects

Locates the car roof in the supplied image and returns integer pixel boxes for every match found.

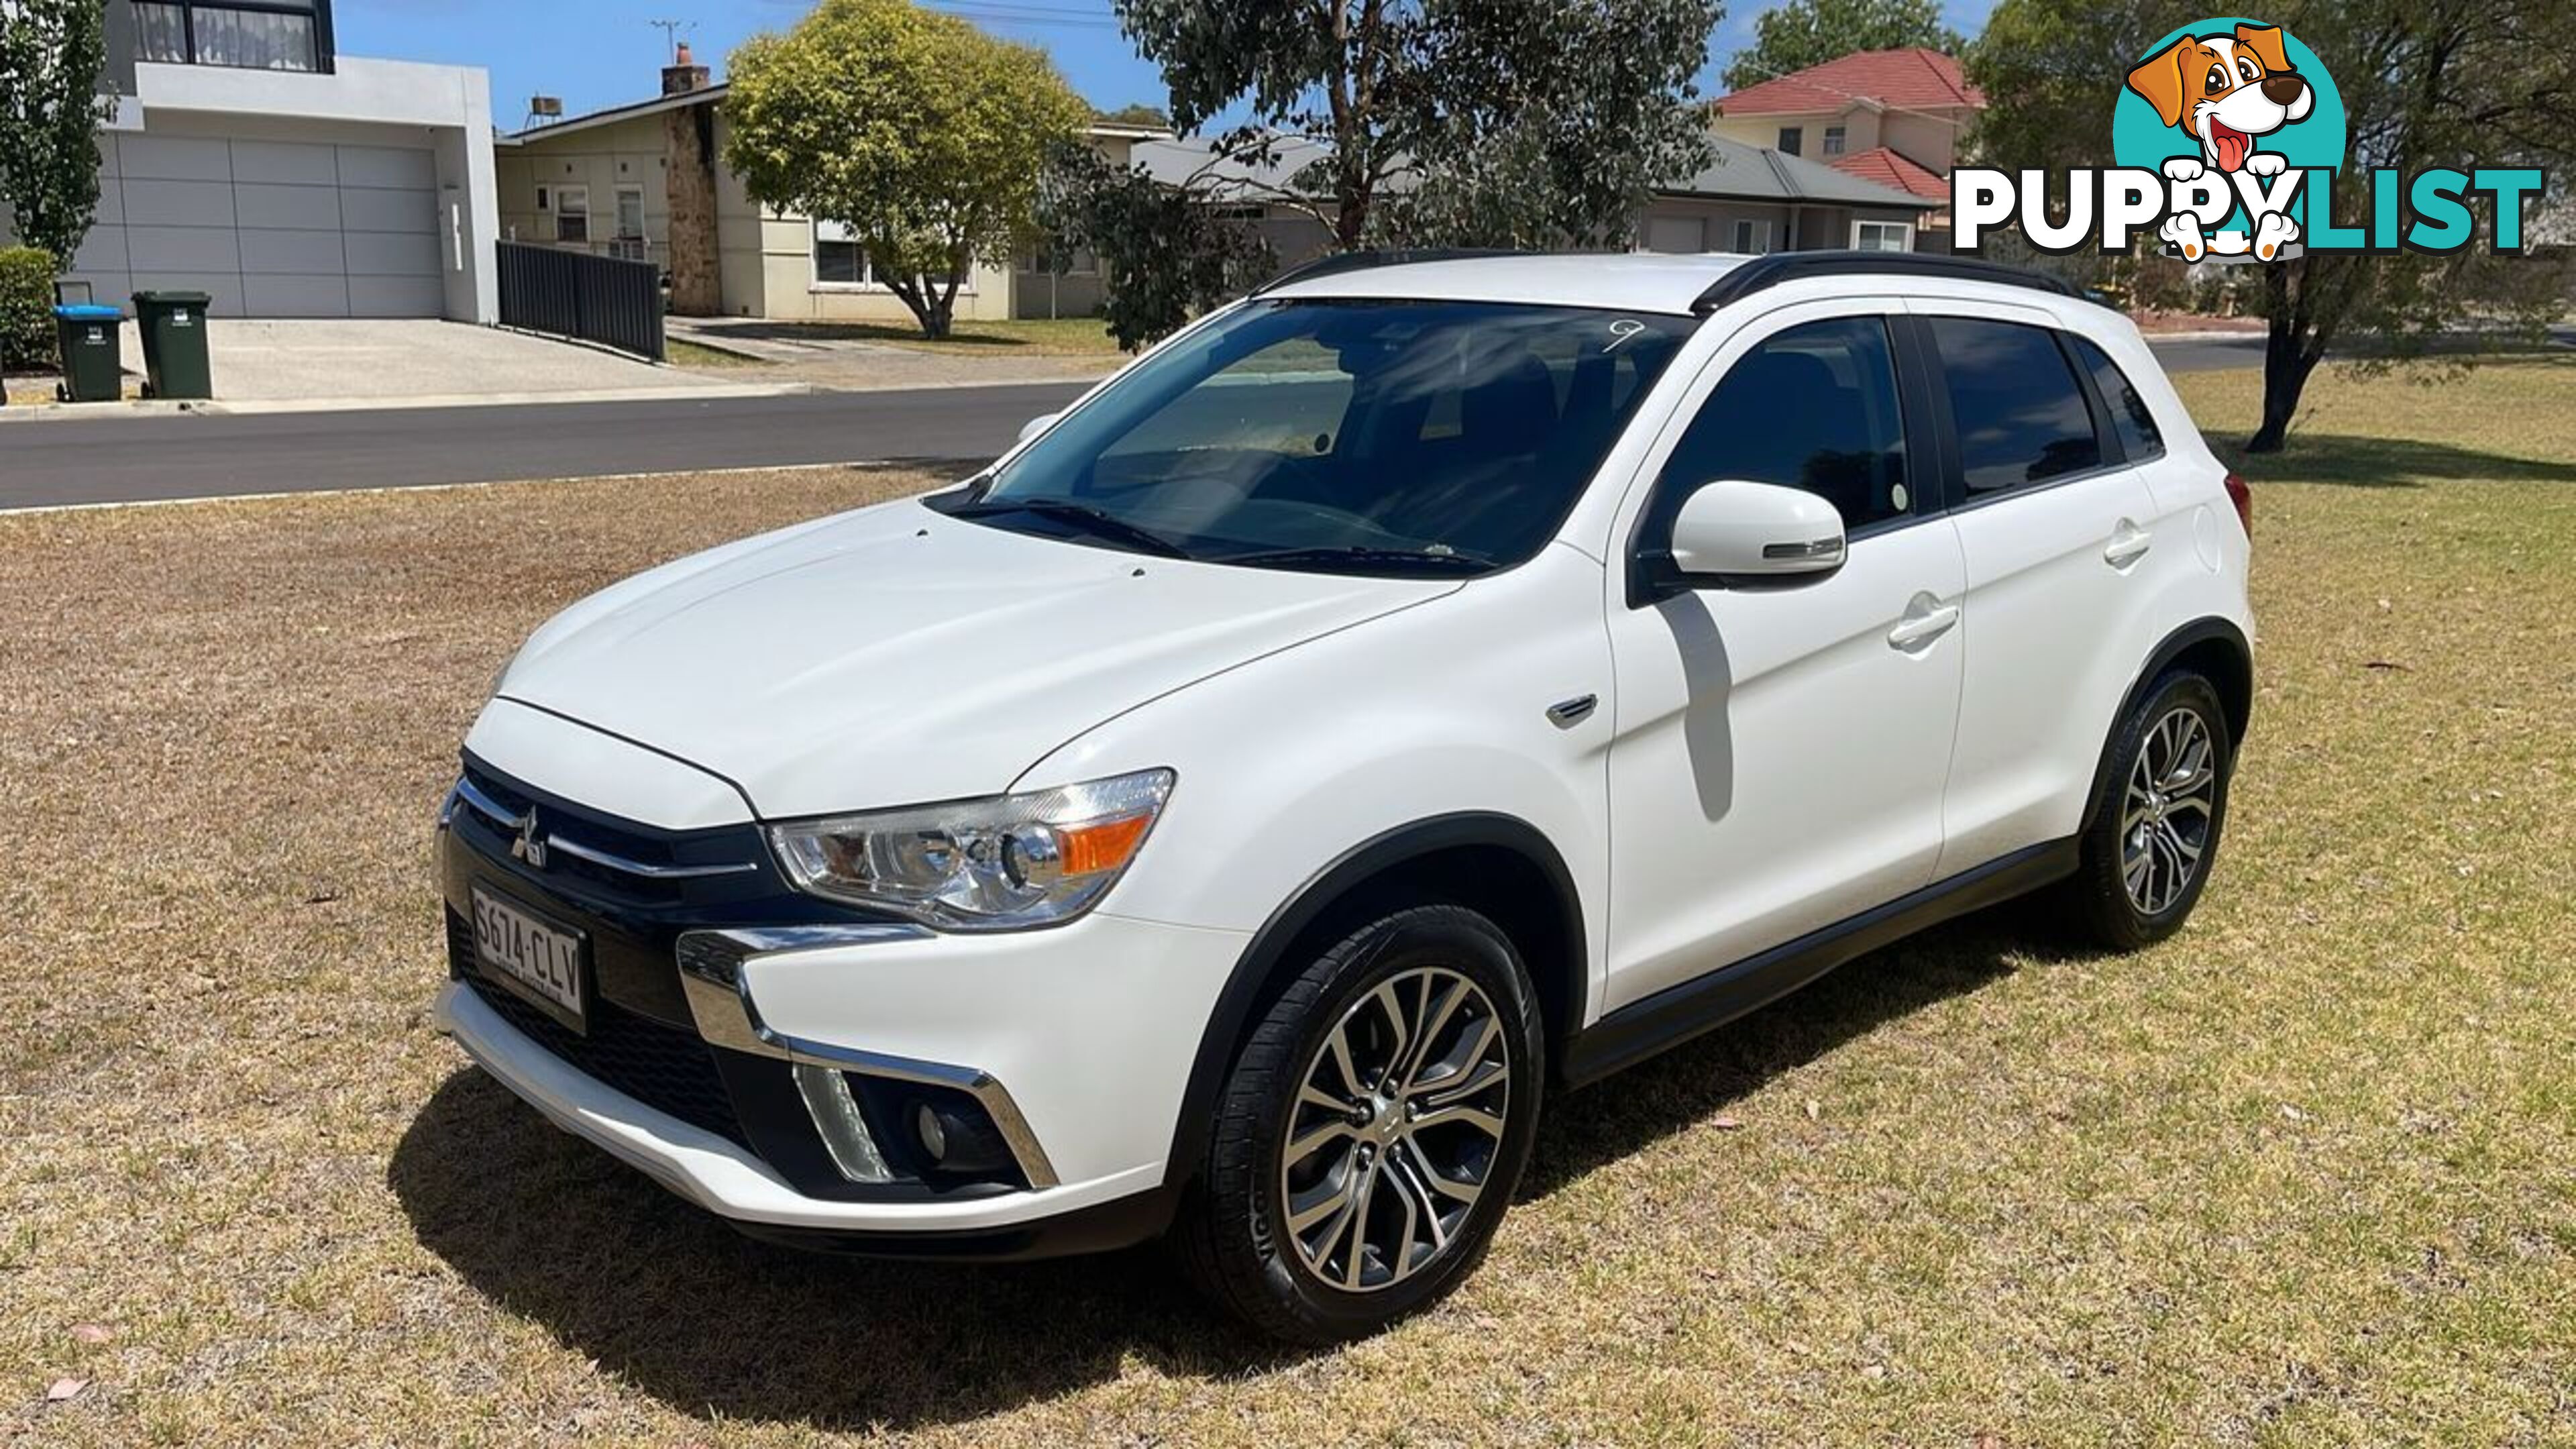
[1262,252,1757,316]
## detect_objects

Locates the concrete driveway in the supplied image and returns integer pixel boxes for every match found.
[113,319,795,410]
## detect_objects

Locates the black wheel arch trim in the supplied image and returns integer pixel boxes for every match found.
[1162,811,1587,1191]
[2081,616,2254,835]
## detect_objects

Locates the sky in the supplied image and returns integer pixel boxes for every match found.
[337,0,1999,132]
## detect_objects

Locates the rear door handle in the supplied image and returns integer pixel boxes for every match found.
[1887,594,1960,650]
[2105,520,2153,568]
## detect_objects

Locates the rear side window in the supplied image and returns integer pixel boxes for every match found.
[1658,317,1912,530]
[2072,335,2165,461]
[1927,318,2101,496]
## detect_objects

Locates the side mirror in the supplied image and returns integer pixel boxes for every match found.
[1637,479,1845,601]
[1017,412,1060,445]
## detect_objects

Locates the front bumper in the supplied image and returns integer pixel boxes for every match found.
[434,755,1248,1248]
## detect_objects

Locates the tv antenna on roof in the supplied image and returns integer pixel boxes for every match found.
[648,18,695,60]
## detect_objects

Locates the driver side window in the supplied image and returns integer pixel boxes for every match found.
[1656,317,1913,531]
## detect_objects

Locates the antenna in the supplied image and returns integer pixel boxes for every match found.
[647,19,695,61]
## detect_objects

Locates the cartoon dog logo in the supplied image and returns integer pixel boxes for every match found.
[2126,23,2315,260]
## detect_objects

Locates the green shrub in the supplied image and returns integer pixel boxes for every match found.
[0,247,58,371]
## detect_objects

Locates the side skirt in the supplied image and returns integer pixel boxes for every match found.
[1560,838,2080,1087]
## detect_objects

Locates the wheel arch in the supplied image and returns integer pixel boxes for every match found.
[1162,812,1587,1190]
[2082,616,2253,832]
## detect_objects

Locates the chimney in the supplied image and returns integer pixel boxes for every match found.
[662,42,710,96]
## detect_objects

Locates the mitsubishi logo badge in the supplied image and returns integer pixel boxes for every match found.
[511,809,549,869]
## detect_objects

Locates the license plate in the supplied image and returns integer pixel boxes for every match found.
[471,885,588,1031]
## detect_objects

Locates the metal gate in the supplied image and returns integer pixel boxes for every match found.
[496,242,665,362]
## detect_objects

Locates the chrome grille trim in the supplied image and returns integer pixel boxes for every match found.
[447,777,761,882]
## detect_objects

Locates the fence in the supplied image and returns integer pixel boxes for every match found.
[496,241,664,362]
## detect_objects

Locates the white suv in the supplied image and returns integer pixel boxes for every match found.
[434,251,2252,1342]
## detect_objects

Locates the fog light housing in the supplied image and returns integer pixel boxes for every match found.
[911,1096,1014,1177]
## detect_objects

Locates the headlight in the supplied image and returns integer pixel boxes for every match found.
[769,769,1175,931]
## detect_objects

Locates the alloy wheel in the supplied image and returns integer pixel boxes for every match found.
[2123,705,2218,914]
[1277,966,1511,1293]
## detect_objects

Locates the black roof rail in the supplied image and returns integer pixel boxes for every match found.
[1252,248,1528,296]
[1689,250,2087,315]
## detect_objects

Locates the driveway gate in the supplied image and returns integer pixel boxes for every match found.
[496,242,665,362]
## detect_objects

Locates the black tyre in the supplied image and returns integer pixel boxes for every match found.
[1176,904,1544,1344]
[2064,669,2234,949]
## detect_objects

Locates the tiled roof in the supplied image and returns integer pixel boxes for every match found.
[1660,132,1939,210]
[1716,48,1983,117]
[1828,146,1949,199]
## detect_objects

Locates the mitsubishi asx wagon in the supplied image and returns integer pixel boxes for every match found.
[433,250,2253,1343]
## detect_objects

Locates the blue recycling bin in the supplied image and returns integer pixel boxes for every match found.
[53,304,125,403]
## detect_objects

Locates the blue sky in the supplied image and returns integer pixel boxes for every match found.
[338,0,1997,131]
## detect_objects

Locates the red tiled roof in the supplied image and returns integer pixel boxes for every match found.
[1829,146,1949,199]
[1716,48,1983,117]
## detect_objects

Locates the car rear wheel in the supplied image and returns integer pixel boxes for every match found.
[2065,669,2234,949]
[1176,904,1542,1344]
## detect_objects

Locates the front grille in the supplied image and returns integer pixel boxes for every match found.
[449,911,747,1148]
[458,759,765,906]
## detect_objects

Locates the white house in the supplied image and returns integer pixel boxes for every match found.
[3,0,498,323]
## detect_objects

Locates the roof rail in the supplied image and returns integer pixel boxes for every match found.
[1690,250,2086,315]
[1252,248,1527,296]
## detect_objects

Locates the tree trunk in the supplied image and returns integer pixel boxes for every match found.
[2247,321,2308,453]
[2247,264,2323,453]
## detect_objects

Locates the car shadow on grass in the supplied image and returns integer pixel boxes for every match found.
[388,902,2086,1432]
[2205,429,2576,489]
[1524,906,2084,1198]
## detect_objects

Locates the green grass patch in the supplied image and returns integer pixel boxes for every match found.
[743,316,1123,355]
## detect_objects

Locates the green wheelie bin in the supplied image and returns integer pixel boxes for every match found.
[52,304,125,403]
[131,289,214,400]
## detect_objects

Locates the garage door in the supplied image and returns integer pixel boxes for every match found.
[72,133,445,318]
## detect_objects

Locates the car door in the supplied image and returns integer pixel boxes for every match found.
[1601,303,1968,1013]
[1907,303,2165,875]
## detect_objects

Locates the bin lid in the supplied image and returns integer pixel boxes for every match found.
[54,305,123,321]
[133,289,212,305]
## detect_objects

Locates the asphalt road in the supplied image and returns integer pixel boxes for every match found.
[0,336,2269,513]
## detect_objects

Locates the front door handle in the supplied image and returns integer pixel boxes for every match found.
[1886,594,1960,650]
[2104,520,2153,568]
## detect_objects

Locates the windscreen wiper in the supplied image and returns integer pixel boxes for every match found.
[1220,545,1495,576]
[950,498,1191,559]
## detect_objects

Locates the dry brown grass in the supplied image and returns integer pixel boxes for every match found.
[4,360,2575,1446]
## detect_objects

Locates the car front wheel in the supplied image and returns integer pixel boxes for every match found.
[1177,904,1543,1344]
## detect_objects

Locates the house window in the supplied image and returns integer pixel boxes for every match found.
[1777,126,1803,156]
[814,219,871,284]
[1823,125,1847,156]
[614,186,645,240]
[1852,220,1913,252]
[812,220,970,290]
[1731,219,1772,254]
[133,1,331,73]
[535,186,549,211]
[1019,238,1097,276]
[555,186,590,245]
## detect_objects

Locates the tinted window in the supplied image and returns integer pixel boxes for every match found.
[969,300,1695,573]
[1929,319,2102,496]
[2072,336,2164,460]
[1658,317,1912,530]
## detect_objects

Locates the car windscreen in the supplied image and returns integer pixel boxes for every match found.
[941,299,1696,576]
